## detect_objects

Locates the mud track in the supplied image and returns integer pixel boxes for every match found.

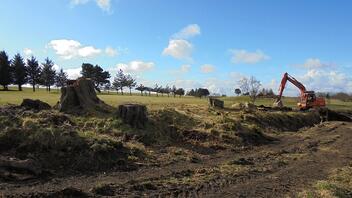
[1,121,352,197]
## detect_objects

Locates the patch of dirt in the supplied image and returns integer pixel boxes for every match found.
[1,103,352,197]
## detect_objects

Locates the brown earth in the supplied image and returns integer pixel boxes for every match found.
[1,120,351,197]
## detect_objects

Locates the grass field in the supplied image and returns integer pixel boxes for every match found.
[0,87,351,110]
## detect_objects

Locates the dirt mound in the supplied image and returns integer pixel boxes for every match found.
[21,99,51,111]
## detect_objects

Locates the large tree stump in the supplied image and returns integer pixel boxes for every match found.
[117,104,147,129]
[209,97,224,109]
[59,78,112,114]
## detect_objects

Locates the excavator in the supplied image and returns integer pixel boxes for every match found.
[273,72,326,110]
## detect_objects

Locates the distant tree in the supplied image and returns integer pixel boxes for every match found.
[125,74,137,95]
[113,69,127,94]
[197,88,210,98]
[238,76,261,103]
[171,85,177,97]
[40,58,56,92]
[159,85,164,96]
[153,84,160,96]
[187,89,195,96]
[145,87,152,96]
[135,84,145,96]
[104,82,111,94]
[11,53,27,91]
[81,63,110,92]
[175,88,185,97]
[164,85,171,97]
[94,65,110,92]
[0,51,12,90]
[26,56,41,92]
[235,88,241,96]
[55,69,68,89]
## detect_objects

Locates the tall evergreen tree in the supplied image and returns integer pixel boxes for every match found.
[40,58,56,92]
[26,56,41,92]
[0,51,12,90]
[55,69,68,89]
[125,74,136,95]
[11,53,27,91]
[112,69,127,95]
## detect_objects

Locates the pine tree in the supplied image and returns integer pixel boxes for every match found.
[0,51,12,90]
[40,58,56,92]
[125,74,136,95]
[26,56,41,92]
[55,69,68,89]
[11,53,27,91]
[113,69,127,95]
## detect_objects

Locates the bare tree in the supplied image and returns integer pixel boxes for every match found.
[238,76,261,103]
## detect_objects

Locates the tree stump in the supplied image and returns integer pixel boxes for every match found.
[59,78,112,114]
[117,104,147,129]
[209,97,224,108]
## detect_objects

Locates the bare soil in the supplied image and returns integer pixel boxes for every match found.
[1,120,351,197]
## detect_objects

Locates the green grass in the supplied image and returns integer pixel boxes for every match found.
[0,87,351,110]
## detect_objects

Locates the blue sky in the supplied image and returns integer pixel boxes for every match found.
[1,0,352,95]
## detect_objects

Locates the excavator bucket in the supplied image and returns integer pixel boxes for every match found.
[273,99,283,108]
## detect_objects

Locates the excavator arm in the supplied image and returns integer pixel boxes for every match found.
[277,72,306,101]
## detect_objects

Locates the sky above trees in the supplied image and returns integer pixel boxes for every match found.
[1,0,352,96]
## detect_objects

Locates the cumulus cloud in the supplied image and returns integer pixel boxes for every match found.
[299,69,352,93]
[64,67,82,79]
[294,58,333,68]
[48,39,102,59]
[172,24,201,39]
[105,46,118,57]
[96,0,111,12]
[116,60,155,73]
[200,64,215,73]
[230,49,270,64]
[70,0,112,13]
[162,39,193,60]
[23,48,33,56]
[180,64,191,73]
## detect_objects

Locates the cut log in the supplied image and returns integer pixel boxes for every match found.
[59,78,112,114]
[117,104,147,128]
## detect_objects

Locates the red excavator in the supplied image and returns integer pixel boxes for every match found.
[273,72,326,110]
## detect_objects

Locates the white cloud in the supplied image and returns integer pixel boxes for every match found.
[230,49,270,64]
[70,0,112,13]
[116,60,155,73]
[298,69,352,93]
[162,39,193,60]
[172,24,201,39]
[96,0,111,12]
[180,64,191,73]
[23,48,33,56]
[48,39,102,59]
[53,64,60,72]
[64,67,82,79]
[295,58,333,68]
[200,64,215,73]
[105,46,118,57]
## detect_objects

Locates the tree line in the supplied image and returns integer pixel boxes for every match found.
[0,51,67,92]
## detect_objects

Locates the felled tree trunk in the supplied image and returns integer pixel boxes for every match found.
[59,78,112,114]
[0,157,42,175]
[117,104,147,128]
